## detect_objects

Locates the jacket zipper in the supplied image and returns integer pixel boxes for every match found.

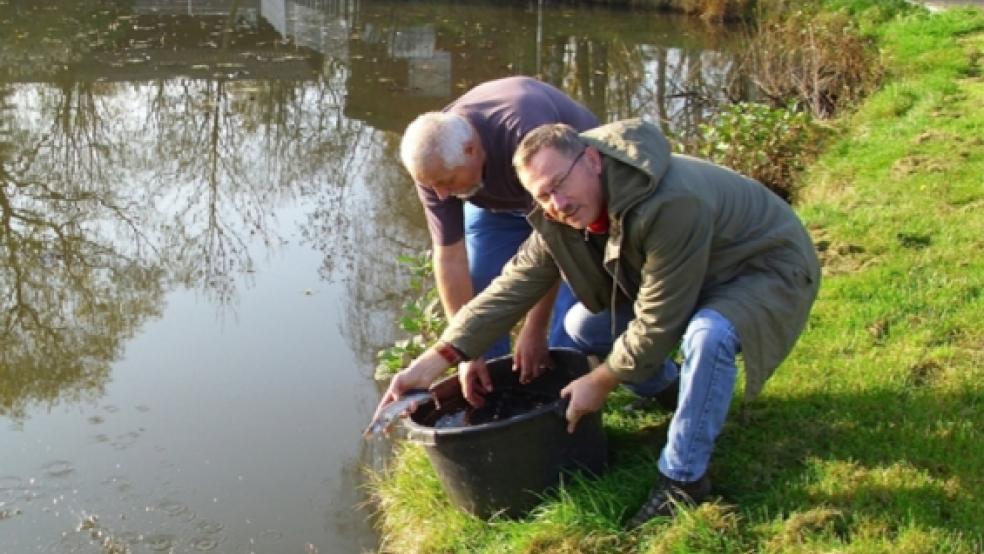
[609,248,620,339]
[606,191,649,342]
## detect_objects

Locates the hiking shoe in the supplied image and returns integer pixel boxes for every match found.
[622,378,679,413]
[626,472,711,528]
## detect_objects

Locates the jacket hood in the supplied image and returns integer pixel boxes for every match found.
[579,118,671,216]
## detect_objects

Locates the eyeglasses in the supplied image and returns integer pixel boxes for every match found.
[535,148,585,204]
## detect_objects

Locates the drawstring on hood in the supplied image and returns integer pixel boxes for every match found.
[579,119,672,341]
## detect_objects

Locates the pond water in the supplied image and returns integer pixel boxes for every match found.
[0,1,742,551]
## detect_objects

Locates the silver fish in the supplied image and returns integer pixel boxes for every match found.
[363,389,434,437]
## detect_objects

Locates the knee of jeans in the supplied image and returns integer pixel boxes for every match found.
[564,305,612,354]
[682,310,739,359]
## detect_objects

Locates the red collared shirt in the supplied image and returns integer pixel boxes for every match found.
[586,203,609,234]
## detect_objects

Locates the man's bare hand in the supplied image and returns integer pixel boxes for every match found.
[371,348,450,423]
[459,358,492,407]
[513,321,551,384]
[559,364,620,434]
[372,370,430,426]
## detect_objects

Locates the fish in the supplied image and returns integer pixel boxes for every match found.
[362,389,434,437]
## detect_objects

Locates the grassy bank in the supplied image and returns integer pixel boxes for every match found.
[368,4,984,552]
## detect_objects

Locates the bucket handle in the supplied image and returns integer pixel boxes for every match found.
[553,396,570,421]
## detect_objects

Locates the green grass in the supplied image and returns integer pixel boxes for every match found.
[367,5,984,553]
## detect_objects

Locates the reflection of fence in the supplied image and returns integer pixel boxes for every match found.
[409,54,451,96]
[390,27,436,59]
[125,1,740,137]
[262,0,351,58]
[135,0,260,20]
[385,25,451,96]
[57,6,321,83]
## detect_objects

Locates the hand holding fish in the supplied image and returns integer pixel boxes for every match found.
[365,346,453,436]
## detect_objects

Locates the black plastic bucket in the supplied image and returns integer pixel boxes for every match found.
[404,348,608,519]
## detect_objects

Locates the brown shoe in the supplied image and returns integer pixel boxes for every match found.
[626,472,711,528]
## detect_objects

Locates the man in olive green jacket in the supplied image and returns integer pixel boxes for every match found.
[374,119,820,526]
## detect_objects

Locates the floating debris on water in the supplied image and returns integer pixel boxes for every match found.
[42,460,74,478]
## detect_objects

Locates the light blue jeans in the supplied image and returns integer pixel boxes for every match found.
[463,203,578,359]
[565,303,740,482]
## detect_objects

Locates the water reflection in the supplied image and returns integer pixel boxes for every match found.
[1,0,745,550]
[0,92,167,419]
[341,0,744,134]
[0,1,425,418]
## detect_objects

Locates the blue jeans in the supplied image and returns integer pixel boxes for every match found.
[463,203,578,359]
[565,304,740,482]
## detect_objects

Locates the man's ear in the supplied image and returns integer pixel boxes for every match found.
[515,157,536,191]
[584,146,603,174]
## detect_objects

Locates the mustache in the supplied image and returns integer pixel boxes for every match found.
[453,181,483,199]
[542,206,576,222]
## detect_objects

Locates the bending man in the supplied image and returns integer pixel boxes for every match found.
[378,119,820,526]
[400,76,597,389]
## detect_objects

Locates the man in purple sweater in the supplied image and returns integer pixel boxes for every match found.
[400,77,598,395]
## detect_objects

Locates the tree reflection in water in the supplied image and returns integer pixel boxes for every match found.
[0,0,747,419]
[0,4,424,417]
[0,91,166,419]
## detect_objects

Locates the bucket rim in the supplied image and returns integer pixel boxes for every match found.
[404,347,588,440]
[403,396,564,439]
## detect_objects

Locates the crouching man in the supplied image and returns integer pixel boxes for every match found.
[373,119,821,527]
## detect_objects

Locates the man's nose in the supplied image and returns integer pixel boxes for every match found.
[552,192,571,214]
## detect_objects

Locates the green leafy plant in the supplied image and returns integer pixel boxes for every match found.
[695,101,821,201]
[374,251,448,380]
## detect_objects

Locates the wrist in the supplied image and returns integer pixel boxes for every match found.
[434,342,465,365]
[525,307,553,333]
[590,364,621,393]
[408,347,454,386]
[519,321,549,340]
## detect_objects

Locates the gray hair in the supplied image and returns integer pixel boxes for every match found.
[512,123,584,173]
[400,112,475,177]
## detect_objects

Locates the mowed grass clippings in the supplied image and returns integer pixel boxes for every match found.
[368,4,984,552]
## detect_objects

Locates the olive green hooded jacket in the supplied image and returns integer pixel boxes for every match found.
[440,119,821,400]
